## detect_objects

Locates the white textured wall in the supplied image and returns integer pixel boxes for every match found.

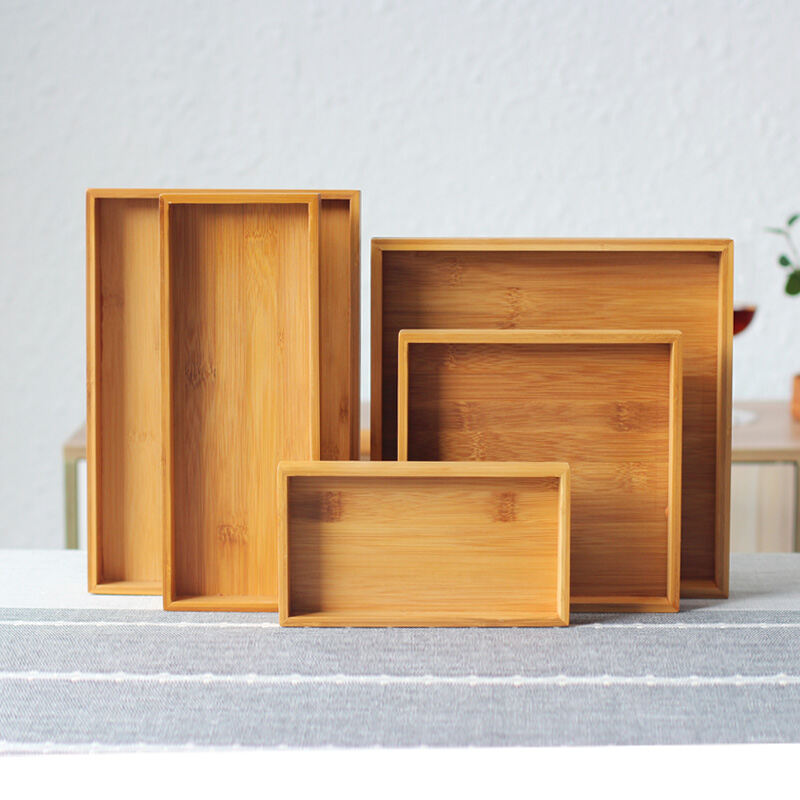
[1,0,799,547]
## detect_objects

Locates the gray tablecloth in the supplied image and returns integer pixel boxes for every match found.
[1,553,798,751]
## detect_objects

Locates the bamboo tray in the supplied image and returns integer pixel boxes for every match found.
[373,238,732,598]
[398,329,682,612]
[87,188,359,597]
[162,192,320,611]
[278,461,570,627]
[87,189,163,594]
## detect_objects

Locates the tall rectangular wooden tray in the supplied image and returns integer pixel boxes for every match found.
[373,238,732,598]
[87,188,359,596]
[398,329,682,612]
[162,192,320,611]
[278,461,570,627]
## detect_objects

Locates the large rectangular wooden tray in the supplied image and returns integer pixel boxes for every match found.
[87,189,163,594]
[278,461,570,627]
[162,192,320,611]
[373,238,732,598]
[87,188,359,597]
[398,329,682,612]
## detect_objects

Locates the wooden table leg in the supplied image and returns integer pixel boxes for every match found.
[64,458,79,550]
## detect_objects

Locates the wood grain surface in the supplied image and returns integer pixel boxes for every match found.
[162,193,320,611]
[278,461,570,626]
[87,190,162,595]
[398,329,682,612]
[372,239,731,598]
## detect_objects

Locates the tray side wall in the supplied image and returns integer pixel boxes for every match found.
[319,195,360,460]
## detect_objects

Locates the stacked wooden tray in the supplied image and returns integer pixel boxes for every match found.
[86,194,733,624]
[397,329,682,612]
[86,189,360,604]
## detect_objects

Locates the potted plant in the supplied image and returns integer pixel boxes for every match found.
[766,214,800,420]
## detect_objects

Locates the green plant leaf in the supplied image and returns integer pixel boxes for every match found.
[786,271,800,296]
[788,214,800,226]
[779,254,793,266]
[765,226,787,235]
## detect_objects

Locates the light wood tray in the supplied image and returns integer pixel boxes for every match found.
[398,329,682,612]
[373,238,732,598]
[278,461,570,627]
[87,189,163,594]
[162,193,320,611]
[87,188,359,597]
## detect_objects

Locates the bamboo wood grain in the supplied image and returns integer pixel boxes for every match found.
[181,190,360,461]
[373,238,732,598]
[184,190,361,461]
[278,461,570,627]
[161,193,320,612]
[397,329,682,613]
[87,189,162,594]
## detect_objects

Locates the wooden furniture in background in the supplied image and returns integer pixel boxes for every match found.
[278,460,570,627]
[372,238,732,598]
[63,424,86,550]
[87,189,163,594]
[397,329,682,612]
[161,193,320,611]
[732,401,800,552]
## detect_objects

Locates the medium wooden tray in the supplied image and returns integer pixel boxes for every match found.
[162,192,320,611]
[87,189,163,594]
[278,461,570,627]
[398,329,682,613]
[373,238,732,598]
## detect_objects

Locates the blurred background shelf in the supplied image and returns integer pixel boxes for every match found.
[732,401,800,553]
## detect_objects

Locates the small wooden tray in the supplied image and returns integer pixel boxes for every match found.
[373,238,732,598]
[278,461,570,627]
[398,329,682,613]
[87,189,163,594]
[162,193,320,611]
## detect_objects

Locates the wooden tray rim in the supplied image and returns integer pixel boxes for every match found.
[371,238,731,598]
[88,188,359,200]
[373,237,732,252]
[278,460,571,627]
[161,193,322,612]
[396,328,683,613]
